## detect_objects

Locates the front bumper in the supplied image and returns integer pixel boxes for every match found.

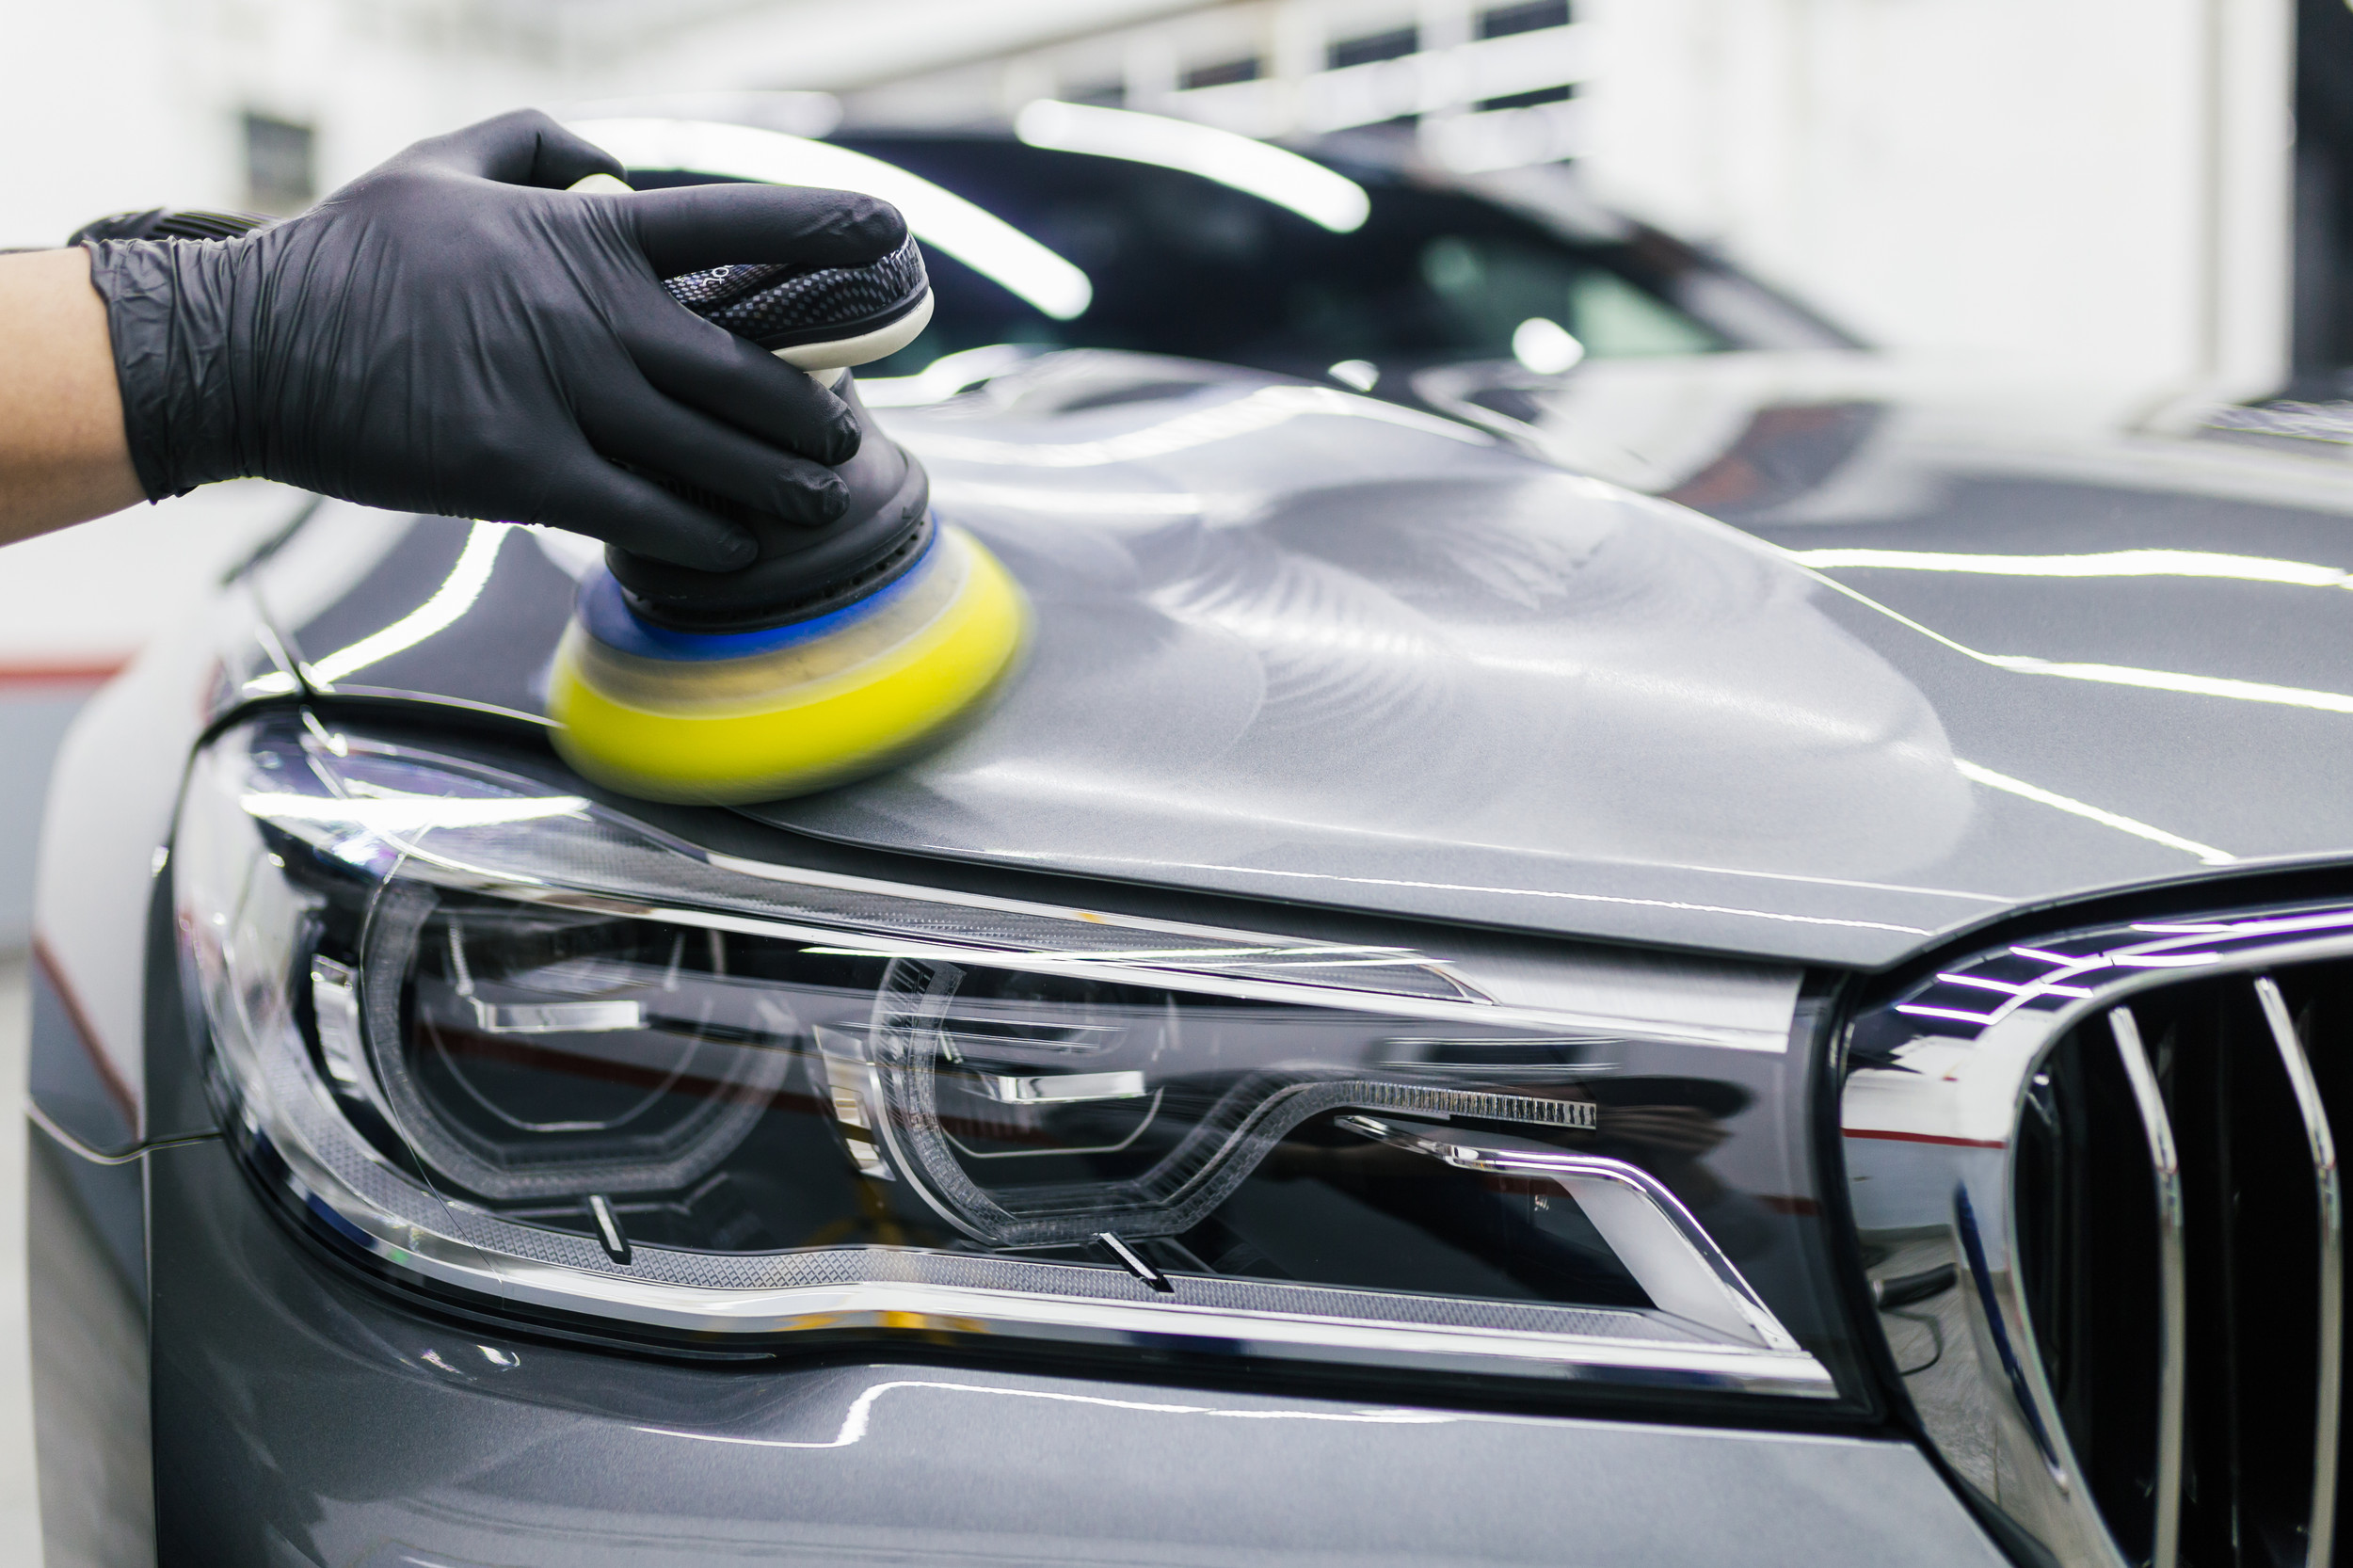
[16,1122,2014,1566]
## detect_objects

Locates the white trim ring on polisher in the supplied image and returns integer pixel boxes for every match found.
[778,289,934,374]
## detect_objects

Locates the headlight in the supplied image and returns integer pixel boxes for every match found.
[175,711,1835,1399]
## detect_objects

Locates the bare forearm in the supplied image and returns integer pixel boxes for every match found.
[0,248,144,545]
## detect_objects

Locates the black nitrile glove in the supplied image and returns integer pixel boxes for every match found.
[82,109,904,570]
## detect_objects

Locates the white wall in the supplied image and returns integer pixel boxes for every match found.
[0,0,568,246]
[0,0,229,248]
[1574,0,2294,392]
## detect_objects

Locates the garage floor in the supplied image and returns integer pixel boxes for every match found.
[1,952,44,1555]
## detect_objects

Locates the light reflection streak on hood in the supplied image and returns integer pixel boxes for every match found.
[1795,560,2353,717]
[977,841,1936,937]
[1787,547,2353,588]
[931,481,1225,516]
[1951,760,2233,865]
[306,521,507,686]
[801,942,1415,963]
[1981,657,2353,715]
[242,792,588,830]
[912,385,1489,469]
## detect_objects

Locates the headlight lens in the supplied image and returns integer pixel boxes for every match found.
[176,712,1834,1397]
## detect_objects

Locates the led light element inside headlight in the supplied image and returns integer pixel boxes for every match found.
[174,712,1832,1396]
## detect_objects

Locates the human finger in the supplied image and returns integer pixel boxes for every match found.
[403,108,626,190]
[619,309,861,466]
[582,390,850,528]
[622,183,903,277]
[533,450,757,570]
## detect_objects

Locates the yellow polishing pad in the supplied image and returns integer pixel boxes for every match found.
[551,524,1028,805]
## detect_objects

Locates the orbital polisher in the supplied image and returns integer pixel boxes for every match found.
[73,184,1030,808]
[547,173,1029,805]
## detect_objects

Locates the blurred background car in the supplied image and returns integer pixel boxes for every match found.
[815,124,1853,385]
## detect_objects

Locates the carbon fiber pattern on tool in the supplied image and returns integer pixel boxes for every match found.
[664,234,928,348]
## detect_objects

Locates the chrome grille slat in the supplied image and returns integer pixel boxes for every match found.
[1844,895,2353,1568]
[2254,973,2345,1568]
[2109,1005,2186,1568]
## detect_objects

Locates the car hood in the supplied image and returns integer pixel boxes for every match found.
[245,351,2353,968]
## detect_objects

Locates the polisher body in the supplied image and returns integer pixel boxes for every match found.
[548,178,1030,805]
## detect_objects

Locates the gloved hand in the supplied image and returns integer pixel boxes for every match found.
[82,109,904,570]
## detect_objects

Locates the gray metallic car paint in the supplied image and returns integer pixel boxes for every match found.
[250,351,2353,968]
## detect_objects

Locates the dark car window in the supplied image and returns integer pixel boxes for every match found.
[817,136,1833,380]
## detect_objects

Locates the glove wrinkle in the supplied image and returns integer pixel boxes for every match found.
[77,107,899,570]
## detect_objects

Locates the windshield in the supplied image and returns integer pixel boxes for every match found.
[789,135,1836,381]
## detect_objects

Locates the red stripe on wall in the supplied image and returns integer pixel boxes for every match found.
[0,661,127,689]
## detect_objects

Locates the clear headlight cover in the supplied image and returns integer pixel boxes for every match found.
[174,712,1833,1397]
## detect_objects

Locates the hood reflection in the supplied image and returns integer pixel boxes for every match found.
[773,364,1971,906]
